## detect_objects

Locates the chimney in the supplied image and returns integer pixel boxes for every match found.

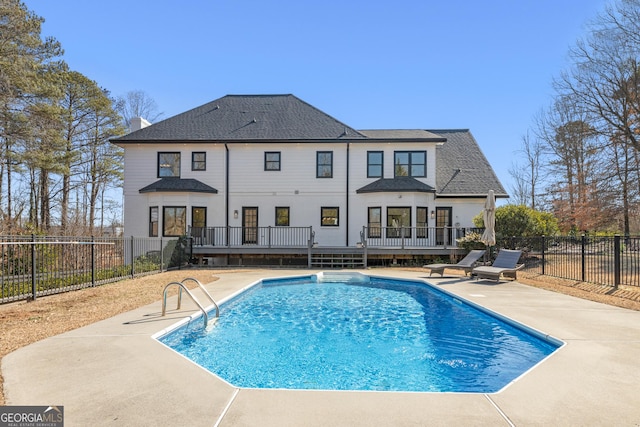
[130,117,151,132]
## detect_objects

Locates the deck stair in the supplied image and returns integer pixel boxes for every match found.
[310,251,365,268]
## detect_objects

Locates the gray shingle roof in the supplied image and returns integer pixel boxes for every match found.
[358,129,445,141]
[431,129,507,197]
[114,94,506,198]
[114,94,367,142]
[356,177,436,194]
[139,178,218,194]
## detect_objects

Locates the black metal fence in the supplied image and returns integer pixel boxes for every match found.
[0,235,185,304]
[500,235,640,288]
[3,233,639,304]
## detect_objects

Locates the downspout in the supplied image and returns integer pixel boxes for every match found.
[346,141,350,246]
[225,143,229,229]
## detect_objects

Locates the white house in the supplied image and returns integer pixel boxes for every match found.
[111,94,507,266]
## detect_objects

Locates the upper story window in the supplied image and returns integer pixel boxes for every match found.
[367,151,383,178]
[394,151,426,177]
[265,152,281,171]
[158,152,181,177]
[317,151,333,178]
[192,152,206,171]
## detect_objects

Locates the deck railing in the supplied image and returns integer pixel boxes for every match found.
[188,226,313,247]
[360,226,478,248]
[188,225,480,248]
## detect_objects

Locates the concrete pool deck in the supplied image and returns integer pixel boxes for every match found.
[3,268,640,426]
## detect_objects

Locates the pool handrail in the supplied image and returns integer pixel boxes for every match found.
[162,281,209,328]
[181,277,220,318]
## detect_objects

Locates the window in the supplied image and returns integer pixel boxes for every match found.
[367,151,383,178]
[275,207,290,226]
[149,207,158,237]
[192,152,206,171]
[394,151,426,177]
[158,152,181,177]
[163,206,186,236]
[387,207,411,238]
[316,151,333,178]
[265,152,281,171]
[321,207,339,226]
[368,207,381,238]
[417,207,428,238]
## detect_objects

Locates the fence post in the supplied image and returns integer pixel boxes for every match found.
[541,235,545,275]
[160,237,164,272]
[614,234,621,288]
[91,236,96,286]
[31,234,37,300]
[130,236,135,278]
[581,235,586,283]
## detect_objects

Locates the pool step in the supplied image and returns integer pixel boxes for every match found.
[310,252,365,269]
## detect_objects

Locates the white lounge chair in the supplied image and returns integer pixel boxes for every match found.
[423,250,486,277]
[472,249,524,282]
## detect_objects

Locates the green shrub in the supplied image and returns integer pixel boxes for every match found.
[456,232,485,251]
[473,205,559,238]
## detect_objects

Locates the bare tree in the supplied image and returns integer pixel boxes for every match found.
[535,96,606,232]
[550,0,640,234]
[556,0,640,152]
[509,131,546,209]
[508,161,529,207]
[115,90,163,130]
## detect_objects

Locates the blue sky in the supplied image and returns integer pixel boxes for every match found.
[29,0,608,200]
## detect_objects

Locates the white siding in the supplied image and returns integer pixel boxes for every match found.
[122,140,486,245]
[123,144,226,236]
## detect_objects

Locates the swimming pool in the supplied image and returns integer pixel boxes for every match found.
[158,273,561,393]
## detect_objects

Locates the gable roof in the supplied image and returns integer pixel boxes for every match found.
[113,94,367,142]
[432,129,507,198]
[139,178,218,194]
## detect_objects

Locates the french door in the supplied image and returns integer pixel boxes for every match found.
[435,207,452,246]
[242,207,258,244]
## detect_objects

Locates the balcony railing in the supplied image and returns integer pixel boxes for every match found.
[188,226,313,247]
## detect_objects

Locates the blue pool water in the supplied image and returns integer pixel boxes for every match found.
[158,274,560,393]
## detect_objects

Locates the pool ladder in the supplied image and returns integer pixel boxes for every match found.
[162,277,220,328]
